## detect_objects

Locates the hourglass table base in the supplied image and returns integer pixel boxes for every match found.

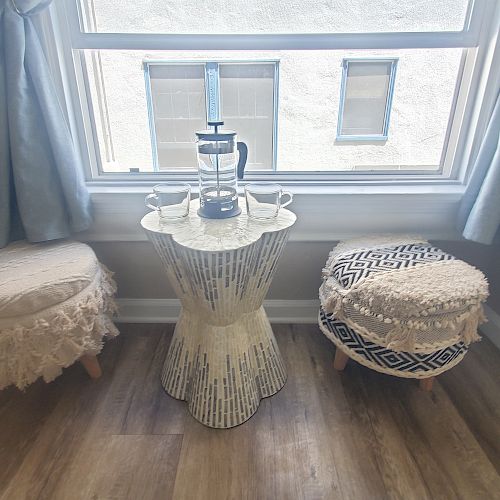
[141,199,296,428]
[161,306,286,428]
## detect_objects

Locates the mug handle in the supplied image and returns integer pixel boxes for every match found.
[280,190,293,208]
[145,193,160,211]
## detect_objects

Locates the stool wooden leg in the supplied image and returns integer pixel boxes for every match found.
[419,377,434,391]
[80,354,102,379]
[333,349,349,371]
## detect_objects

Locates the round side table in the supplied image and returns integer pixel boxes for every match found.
[141,199,296,428]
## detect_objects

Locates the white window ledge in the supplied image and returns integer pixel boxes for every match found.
[87,183,465,196]
[80,183,466,243]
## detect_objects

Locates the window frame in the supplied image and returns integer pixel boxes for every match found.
[143,59,280,172]
[47,0,497,186]
[336,57,398,142]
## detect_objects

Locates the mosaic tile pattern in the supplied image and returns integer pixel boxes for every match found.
[142,205,295,428]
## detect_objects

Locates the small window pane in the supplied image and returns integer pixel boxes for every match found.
[148,64,206,169]
[338,60,396,139]
[220,64,276,171]
[80,0,471,34]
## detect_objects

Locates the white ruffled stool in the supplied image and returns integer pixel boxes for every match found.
[0,240,119,390]
[319,236,489,391]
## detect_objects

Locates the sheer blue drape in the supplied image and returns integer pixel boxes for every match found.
[0,0,92,248]
[458,92,500,245]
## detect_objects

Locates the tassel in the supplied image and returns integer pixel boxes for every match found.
[477,306,487,325]
[386,324,417,352]
[325,293,344,317]
[461,314,481,345]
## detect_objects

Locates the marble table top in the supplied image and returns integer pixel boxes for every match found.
[141,198,296,252]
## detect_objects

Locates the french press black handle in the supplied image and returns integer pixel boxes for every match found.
[237,142,248,180]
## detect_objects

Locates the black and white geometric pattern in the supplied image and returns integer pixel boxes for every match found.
[330,244,455,289]
[319,309,468,377]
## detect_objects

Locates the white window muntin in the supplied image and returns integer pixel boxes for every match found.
[67,0,485,51]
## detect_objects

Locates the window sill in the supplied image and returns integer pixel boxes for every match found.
[80,182,466,243]
[87,182,465,197]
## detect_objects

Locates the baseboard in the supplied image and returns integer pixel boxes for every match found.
[115,298,320,324]
[115,299,500,349]
[115,299,182,323]
[482,304,500,351]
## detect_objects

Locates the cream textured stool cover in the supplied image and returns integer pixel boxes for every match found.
[0,240,118,390]
[319,235,488,379]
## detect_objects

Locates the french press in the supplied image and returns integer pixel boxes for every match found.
[196,121,248,219]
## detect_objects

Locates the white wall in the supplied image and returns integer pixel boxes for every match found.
[89,0,468,34]
[80,187,500,315]
[88,239,500,314]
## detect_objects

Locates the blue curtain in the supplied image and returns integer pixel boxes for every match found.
[458,92,500,245]
[0,0,92,249]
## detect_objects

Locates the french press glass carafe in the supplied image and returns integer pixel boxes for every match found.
[196,121,248,219]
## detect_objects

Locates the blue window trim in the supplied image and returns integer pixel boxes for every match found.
[143,63,160,172]
[205,62,220,122]
[336,57,398,142]
[143,59,280,172]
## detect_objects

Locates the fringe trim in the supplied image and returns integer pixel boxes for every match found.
[319,237,488,353]
[320,282,486,353]
[383,304,484,352]
[320,258,488,353]
[317,312,469,379]
[0,265,119,390]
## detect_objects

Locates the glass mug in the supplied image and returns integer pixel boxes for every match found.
[145,183,191,220]
[244,183,293,220]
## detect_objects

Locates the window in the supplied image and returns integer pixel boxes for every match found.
[144,61,278,172]
[55,0,494,180]
[78,0,472,34]
[337,59,397,141]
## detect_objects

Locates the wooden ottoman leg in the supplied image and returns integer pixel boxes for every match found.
[419,377,434,391]
[80,354,102,379]
[334,348,350,371]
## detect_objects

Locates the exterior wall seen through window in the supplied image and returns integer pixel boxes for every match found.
[85,49,461,173]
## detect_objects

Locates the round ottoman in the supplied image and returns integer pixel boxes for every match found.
[0,240,119,390]
[318,235,489,390]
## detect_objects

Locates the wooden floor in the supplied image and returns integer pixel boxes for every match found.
[1,324,500,500]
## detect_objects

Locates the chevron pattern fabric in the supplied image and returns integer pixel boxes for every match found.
[331,244,455,289]
[319,309,468,377]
